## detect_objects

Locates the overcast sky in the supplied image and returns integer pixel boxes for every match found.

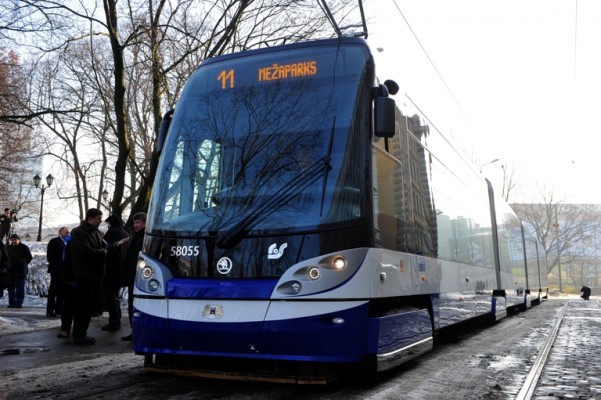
[367,0,601,204]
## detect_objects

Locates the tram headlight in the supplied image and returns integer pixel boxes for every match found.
[135,253,173,297]
[332,256,346,270]
[142,266,154,279]
[273,249,367,298]
[148,279,160,292]
[137,259,146,270]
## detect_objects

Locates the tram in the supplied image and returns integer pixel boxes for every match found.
[131,36,545,383]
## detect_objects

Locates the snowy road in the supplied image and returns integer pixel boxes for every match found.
[0,298,572,400]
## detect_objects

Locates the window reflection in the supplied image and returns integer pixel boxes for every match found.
[150,45,370,235]
[374,111,495,268]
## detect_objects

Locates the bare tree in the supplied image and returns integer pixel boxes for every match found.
[500,161,519,203]
[513,193,601,289]
[1,0,359,226]
[0,47,40,212]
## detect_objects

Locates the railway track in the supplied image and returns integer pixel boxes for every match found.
[517,300,601,399]
[516,302,569,400]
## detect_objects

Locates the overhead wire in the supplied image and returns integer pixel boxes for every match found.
[390,0,471,123]
[573,0,578,100]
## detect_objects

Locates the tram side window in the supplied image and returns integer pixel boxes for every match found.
[497,211,526,283]
[431,160,495,268]
[373,147,408,251]
[372,110,439,256]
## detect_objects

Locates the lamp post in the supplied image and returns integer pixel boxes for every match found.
[553,204,563,292]
[102,189,111,213]
[33,173,54,242]
[479,158,500,173]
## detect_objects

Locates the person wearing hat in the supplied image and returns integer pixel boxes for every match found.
[6,234,33,308]
[100,215,129,331]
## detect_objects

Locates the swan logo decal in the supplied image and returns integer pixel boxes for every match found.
[267,243,288,260]
[216,257,233,274]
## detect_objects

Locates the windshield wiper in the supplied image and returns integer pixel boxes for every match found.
[215,155,332,248]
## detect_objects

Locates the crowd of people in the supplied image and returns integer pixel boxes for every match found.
[0,207,146,346]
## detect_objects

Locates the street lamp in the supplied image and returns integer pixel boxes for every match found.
[553,204,563,292]
[33,173,54,242]
[101,189,111,213]
[479,158,500,173]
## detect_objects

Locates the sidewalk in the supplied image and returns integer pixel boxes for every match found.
[0,305,134,373]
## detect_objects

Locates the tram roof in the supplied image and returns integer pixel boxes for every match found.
[198,36,371,69]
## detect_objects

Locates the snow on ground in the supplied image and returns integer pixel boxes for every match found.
[0,241,60,335]
[0,304,61,336]
[0,242,138,399]
[0,241,127,336]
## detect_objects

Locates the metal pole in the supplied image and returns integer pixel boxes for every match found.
[555,204,563,292]
[37,186,45,242]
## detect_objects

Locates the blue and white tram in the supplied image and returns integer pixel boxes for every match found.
[132,37,541,383]
[522,222,549,306]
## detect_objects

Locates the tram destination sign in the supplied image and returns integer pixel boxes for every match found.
[217,60,318,89]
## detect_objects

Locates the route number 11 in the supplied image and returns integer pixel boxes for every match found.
[218,69,235,89]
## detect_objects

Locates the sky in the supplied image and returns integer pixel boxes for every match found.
[367,0,601,204]
[32,0,601,230]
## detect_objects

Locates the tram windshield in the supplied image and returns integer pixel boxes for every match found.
[148,42,372,236]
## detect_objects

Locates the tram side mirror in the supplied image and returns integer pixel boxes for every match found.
[374,97,396,138]
[157,109,175,156]
[384,79,399,95]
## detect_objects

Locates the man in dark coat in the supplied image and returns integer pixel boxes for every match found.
[101,215,129,331]
[46,227,70,317]
[6,234,33,308]
[69,208,107,344]
[119,212,146,341]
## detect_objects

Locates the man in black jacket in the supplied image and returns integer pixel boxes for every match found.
[46,227,70,317]
[101,215,129,331]
[6,234,33,308]
[70,208,107,344]
[119,212,146,341]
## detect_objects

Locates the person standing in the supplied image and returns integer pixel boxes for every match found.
[6,234,33,308]
[580,285,592,300]
[0,208,12,244]
[46,227,70,317]
[119,212,146,341]
[69,208,107,344]
[0,239,11,300]
[101,215,128,331]
[57,235,75,338]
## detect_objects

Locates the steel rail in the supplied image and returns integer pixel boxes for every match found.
[516,301,569,400]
